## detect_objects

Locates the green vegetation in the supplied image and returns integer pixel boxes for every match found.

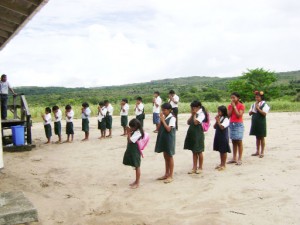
[9,68,300,121]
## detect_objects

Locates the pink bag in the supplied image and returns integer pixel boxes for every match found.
[202,111,211,132]
[137,132,150,158]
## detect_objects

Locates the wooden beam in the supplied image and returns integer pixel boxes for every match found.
[24,0,42,7]
[0,30,10,39]
[0,21,16,33]
[0,12,24,25]
[0,1,30,16]
[0,36,6,43]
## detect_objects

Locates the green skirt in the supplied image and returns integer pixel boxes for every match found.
[155,118,176,156]
[44,124,52,138]
[136,114,144,127]
[123,142,141,167]
[98,120,106,131]
[54,121,61,136]
[184,123,205,153]
[121,115,128,127]
[66,122,74,135]
[106,115,113,129]
[82,118,89,132]
[250,113,267,137]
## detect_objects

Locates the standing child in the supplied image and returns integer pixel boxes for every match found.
[104,100,114,138]
[249,91,270,158]
[52,105,62,143]
[65,104,74,143]
[213,106,231,171]
[98,101,107,139]
[152,91,162,133]
[135,97,145,127]
[81,102,91,141]
[42,107,52,144]
[123,119,144,189]
[184,101,206,174]
[120,98,129,136]
[155,103,176,184]
[168,90,179,130]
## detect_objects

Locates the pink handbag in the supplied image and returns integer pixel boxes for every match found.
[136,132,150,158]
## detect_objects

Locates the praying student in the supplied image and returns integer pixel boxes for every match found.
[227,92,245,166]
[213,105,231,171]
[42,107,52,144]
[249,91,270,158]
[135,96,145,127]
[155,103,176,184]
[120,98,129,136]
[98,101,107,139]
[152,91,162,133]
[184,100,206,174]
[52,105,62,143]
[65,104,74,143]
[168,90,179,130]
[104,100,114,138]
[81,102,91,141]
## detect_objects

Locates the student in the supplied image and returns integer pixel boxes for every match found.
[152,91,162,133]
[184,100,206,174]
[168,90,179,130]
[65,104,74,143]
[155,103,176,184]
[0,74,17,120]
[135,96,145,127]
[42,107,52,144]
[120,98,129,136]
[52,105,62,143]
[213,105,231,171]
[98,101,107,139]
[123,119,144,189]
[81,102,91,141]
[227,92,245,166]
[249,91,270,158]
[104,100,114,138]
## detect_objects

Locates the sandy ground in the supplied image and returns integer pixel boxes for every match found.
[0,112,300,225]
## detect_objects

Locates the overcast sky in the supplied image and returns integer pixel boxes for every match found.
[0,0,299,87]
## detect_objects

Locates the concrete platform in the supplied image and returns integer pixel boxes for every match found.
[0,191,38,225]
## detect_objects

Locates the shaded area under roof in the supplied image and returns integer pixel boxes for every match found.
[0,0,48,50]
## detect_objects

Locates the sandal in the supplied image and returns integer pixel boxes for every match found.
[215,165,221,170]
[188,170,196,174]
[251,153,259,156]
[235,161,243,166]
[218,167,226,171]
[156,176,167,180]
[196,169,202,174]
[164,178,173,184]
[259,154,264,158]
[227,160,237,164]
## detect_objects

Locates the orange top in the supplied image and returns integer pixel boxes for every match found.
[228,102,245,123]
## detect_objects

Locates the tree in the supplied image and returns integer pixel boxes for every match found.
[228,68,277,101]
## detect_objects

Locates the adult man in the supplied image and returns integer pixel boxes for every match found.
[0,74,17,120]
[168,90,179,130]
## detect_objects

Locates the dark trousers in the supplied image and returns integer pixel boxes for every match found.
[0,94,8,120]
[172,107,178,130]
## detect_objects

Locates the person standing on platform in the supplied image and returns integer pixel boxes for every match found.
[0,74,17,120]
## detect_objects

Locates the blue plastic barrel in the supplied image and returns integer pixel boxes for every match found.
[11,126,25,146]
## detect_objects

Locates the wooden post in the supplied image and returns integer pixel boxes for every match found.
[0,119,3,169]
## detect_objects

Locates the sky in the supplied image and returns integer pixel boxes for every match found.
[0,0,300,87]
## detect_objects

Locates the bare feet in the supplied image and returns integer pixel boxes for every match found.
[227,160,237,164]
[164,177,173,184]
[188,169,196,174]
[259,154,264,158]
[81,138,88,141]
[196,168,202,174]
[106,135,112,138]
[131,183,139,189]
[44,141,51,144]
[156,175,168,180]
[235,160,242,166]
[251,153,259,156]
[218,166,226,171]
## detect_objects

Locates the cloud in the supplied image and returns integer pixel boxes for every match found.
[0,0,299,87]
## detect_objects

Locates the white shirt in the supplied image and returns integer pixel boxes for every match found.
[165,113,176,127]
[106,104,114,116]
[54,109,62,122]
[82,107,91,119]
[153,96,162,113]
[219,117,230,128]
[196,108,206,123]
[130,130,142,143]
[135,103,144,116]
[249,101,270,114]
[120,103,129,116]
[169,94,179,108]
[66,110,74,122]
[98,107,107,122]
[0,81,11,94]
[44,113,51,125]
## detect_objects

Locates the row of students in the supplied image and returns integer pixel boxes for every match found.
[123,92,270,188]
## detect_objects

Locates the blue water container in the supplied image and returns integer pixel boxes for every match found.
[11,126,25,146]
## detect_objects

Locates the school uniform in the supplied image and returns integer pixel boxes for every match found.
[155,113,176,156]
[54,109,62,136]
[249,101,270,137]
[213,117,231,153]
[66,110,74,135]
[105,104,114,129]
[184,109,205,153]
[135,103,145,127]
[123,130,142,168]
[0,81,12,120]
[44,113,52,138]
[98,107,107,131]
[120,103,129,127]
[228,102,245,141]
[169,94,179,130]
[82,107,91,132]
[153,96,162,124]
